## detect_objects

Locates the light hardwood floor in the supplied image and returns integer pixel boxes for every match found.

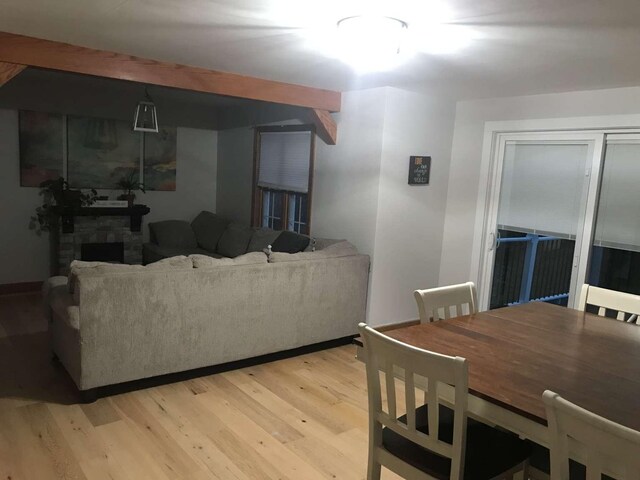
[0,292,402,480]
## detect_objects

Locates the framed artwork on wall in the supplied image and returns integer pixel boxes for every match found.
[67,115,141,189]
[144,126,177,191]
[19,110,64,187]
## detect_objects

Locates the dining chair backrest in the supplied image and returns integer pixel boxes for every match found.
[543,390,640,480]
[577,284,640,322]
[414,282,478,323]
[358,323,469,480]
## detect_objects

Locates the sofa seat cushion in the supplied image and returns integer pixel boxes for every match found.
[149,220,198,248]
[190,252,268,268]
[217,223,254,258]
[247,228,281,253]
[271,231,310,253]
[269,241,358,263]
[191,211,229,252]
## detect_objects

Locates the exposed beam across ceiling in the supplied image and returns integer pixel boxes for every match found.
[0,32,340,144]
[0,61,26,87]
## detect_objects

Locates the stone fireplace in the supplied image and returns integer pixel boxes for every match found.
[52,206,150,275]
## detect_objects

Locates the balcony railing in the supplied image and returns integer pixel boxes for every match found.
[490,232,574,309]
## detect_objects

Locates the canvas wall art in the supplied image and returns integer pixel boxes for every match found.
[144,126,177,191]
[67,115,141,189]
[19,111,64,187]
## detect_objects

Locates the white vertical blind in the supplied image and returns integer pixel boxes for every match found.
[593,139,640,251]
[257,131,311,193]
[497,143,589,238]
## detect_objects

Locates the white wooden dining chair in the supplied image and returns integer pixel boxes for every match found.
[414,282,478,324]
[358,323,531,480]
[577,284,640,323]
[543,390,640,480]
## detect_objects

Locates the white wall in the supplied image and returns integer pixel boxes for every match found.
[439,85,640,287]
[368,88,456,326]
[0,109,217,285]
[314,87,456,326]
[215,87,457,326]
[313,88,387,258]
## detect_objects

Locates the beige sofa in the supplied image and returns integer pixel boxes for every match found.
[44,242,370,399]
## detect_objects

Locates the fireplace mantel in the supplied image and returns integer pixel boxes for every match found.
[52,205,151,233]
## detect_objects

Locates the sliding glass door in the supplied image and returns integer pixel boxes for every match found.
[480,133,604,309]
[587,135,640,302]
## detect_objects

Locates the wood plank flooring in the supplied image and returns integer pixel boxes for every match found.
[0,292,402,479]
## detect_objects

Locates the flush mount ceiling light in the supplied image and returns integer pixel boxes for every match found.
[336,15,409,72]
[133,87,159,133]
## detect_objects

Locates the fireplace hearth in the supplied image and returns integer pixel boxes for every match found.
[81,242,125,263]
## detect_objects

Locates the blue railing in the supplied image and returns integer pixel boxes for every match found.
[492,233,572,307]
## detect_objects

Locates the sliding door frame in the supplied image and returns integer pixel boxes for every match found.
[470,115,640,311]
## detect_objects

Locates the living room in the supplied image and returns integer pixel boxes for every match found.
[3,1,640,479]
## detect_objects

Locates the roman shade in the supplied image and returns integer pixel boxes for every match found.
[257,131,312,193]
[497,142,589,239]
[593,138,640,252]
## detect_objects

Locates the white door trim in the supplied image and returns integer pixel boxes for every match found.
[469,114,640,311]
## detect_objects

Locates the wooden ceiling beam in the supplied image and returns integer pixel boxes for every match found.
[309,109,337,145]
[0,32,341,114]
[0,61,26,87]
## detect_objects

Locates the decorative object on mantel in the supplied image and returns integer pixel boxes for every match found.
[408,155,431,185]
[144,126,177,190]
[133,87,159,133]
[29,177,98,235]
[19,110,63,186]
[92,200,129,208]
[115,171,146,207]
[67,115,140,189]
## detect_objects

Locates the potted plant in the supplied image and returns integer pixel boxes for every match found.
[116,171,145,207]
[30,178,97,235]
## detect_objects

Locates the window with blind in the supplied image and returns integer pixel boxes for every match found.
[252,126,314,235]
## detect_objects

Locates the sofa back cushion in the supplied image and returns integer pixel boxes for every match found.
[149,220,197,248]
[247,228,281,253]
[68,256,193,294]
[271,230,310,253]
[269,241,358,263]
[217,223,254,257]
[191,211,229,252]
[190,252,267,268]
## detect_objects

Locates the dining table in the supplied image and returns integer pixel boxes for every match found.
[354,301,640,460]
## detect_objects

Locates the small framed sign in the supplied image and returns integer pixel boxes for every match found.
[408,156,431,185]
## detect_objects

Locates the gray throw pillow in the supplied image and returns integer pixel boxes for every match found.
[191,211,229,252]
[247,228,281,252]
[271,231,310,253]
[217,223,254,257]
[148,220,197,248]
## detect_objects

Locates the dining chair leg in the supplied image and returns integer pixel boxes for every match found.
[367,460,381,480]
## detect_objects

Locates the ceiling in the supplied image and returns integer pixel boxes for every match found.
[2,0,640,100]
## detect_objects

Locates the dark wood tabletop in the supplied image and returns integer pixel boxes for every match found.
[359,302,640,430]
